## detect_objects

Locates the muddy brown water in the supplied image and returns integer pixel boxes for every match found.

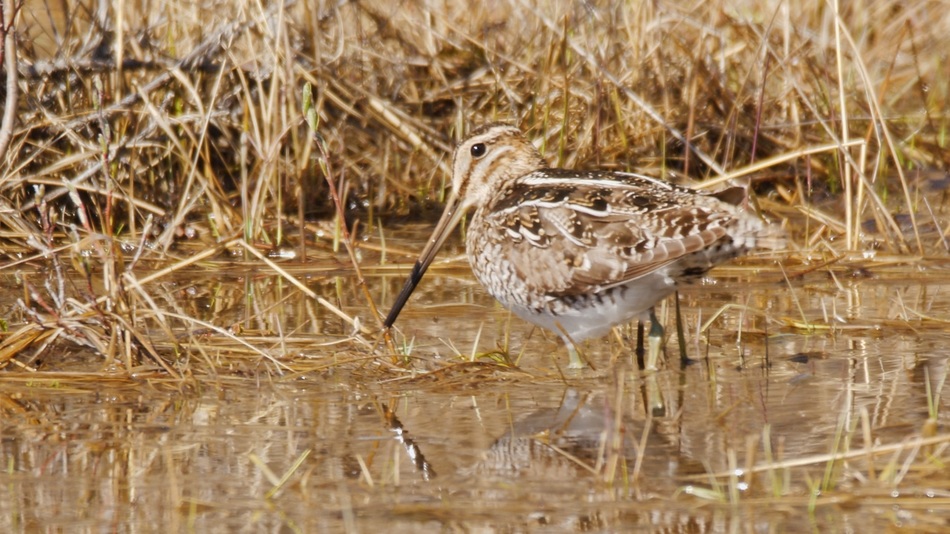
[1,233,949,532]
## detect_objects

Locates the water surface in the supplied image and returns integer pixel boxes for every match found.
[1,235,948,532]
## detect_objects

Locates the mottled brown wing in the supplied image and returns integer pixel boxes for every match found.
[483,170,739,297]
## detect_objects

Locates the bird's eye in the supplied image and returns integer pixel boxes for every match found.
[470,143,487,158]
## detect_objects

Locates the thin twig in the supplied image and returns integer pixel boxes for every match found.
[0,0,20,164]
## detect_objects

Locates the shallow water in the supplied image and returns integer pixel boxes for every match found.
[1,235,949,532]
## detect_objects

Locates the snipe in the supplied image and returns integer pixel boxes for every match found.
[384,124,779,368]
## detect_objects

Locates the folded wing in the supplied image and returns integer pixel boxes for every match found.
[482,171,750,298]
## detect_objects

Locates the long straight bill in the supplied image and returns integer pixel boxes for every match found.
[383,193,467,328]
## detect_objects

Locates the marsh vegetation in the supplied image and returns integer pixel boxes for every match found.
[0,0,948,531]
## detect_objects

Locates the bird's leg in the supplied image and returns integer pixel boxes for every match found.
[645,308,664,371]
[674,290,692,367]
[554,325,588,369]
[635,320,646,370]
[566,341,586,369]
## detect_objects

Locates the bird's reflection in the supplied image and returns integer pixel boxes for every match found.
[472,388,688,482]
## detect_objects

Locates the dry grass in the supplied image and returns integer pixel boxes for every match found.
[1,7,949,522]
[1,0,947,374]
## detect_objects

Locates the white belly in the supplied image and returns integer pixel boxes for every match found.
[489,270,678,342]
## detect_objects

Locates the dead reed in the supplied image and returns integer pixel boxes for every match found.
[1,0,946,374]
[0,2,948,528]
